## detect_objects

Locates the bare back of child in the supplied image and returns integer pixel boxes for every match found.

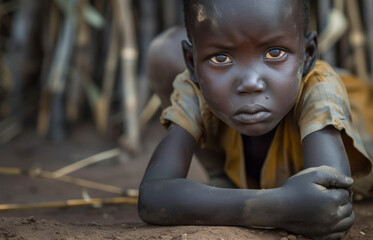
[139,0,371,239]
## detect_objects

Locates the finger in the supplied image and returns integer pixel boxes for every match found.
[314,231,348,240]
[310,166,353,189]
[333,211,355,233]
[337,202,353,218]
[329,188,350,205]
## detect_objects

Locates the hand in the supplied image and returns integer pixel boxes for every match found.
[277,166,354,239]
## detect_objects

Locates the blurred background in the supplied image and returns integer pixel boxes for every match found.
[0,0,372,150]
[0,1,372,233]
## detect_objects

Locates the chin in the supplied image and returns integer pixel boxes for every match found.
[239,123,276,137]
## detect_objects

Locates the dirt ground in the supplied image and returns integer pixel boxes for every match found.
[0,119,372,240]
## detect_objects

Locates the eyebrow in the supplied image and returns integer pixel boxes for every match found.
[255,33,295,48]
[201,40,236,51]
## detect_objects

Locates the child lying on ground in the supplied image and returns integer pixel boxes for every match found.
[138,0,373,239]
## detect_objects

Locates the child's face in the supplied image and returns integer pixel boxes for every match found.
[187,0,308,136]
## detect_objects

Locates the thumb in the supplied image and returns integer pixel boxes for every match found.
[311,165,353,189]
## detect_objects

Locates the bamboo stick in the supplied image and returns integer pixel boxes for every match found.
[137,0,158,111]
[0,197,138,212]
[346,0,370,82]
[66,0,88,123]
[115,0,140,153]
[38,0,78,140]
[139,94,161,128]
[0,116,22,145]
[53,148,120,177]
[318,4,348,56]
[0,167,138,197]
[362,0,373,80]
[38,2,59,136]
[97,3,120,133]
[8,0,41,124]
[317,0,336,65]
[0,55,13,119]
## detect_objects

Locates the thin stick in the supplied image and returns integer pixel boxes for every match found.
[139,94,161,128]
[346,0,370,82]
[66,0,88,123]
[318,6,348,55]
[97,2,119,133]
[0,167,138,196]
[362,0,373,81]
[0,197,138,212]
[116,0,140,153]
[38,0,78,139]
[53,148,121,177]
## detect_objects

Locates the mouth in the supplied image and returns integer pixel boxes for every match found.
[233,105,271,124]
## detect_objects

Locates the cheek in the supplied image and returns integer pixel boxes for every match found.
[272,64,302,110]
[198,69,232,108]
[198,79,234,122]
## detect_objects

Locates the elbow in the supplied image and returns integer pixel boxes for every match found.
[138,200,156,225]
[138,181,164,225]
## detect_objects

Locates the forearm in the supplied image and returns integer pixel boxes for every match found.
[139,177,281,228]
[139,124,282,228]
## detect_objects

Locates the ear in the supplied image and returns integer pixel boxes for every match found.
[182,40,198,83]
[302,30,319,76]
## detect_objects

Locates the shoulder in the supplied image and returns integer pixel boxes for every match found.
[300,60,346,96]
[161,70,209,143]
[295,60,351,139]
[294,61,372,177]
[172,70,202,96]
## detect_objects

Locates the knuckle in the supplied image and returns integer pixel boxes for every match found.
[314,169,325,179]
[330,191,343,202]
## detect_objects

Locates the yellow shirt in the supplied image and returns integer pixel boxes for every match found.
[161,61,372,189]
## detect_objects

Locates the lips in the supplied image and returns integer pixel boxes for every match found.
[233,104,270,124]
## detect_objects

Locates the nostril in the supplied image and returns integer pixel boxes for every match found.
[235,80,265,94]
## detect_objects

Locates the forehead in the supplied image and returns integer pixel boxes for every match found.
[189,0,303,37]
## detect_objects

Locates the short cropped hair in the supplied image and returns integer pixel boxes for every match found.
[183,0,310,41]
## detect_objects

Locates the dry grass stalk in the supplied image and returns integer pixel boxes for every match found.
[139,94,161,128]
[53,148,121,177]
[0,166,138,196]
[0,196,138,212]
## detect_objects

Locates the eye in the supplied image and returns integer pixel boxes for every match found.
[265,49,287,59]
[210,54,233,64]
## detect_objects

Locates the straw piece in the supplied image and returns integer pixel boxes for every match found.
[139,94,161,128]
[0,166,137,196]
[53,148,121,177]
[0,197,138,212]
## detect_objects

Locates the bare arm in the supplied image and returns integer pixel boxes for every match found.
[138,124,353,239]
[138,124,281,227]
[302,125,351,176]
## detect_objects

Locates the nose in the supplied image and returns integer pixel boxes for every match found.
[235,69,265,94]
